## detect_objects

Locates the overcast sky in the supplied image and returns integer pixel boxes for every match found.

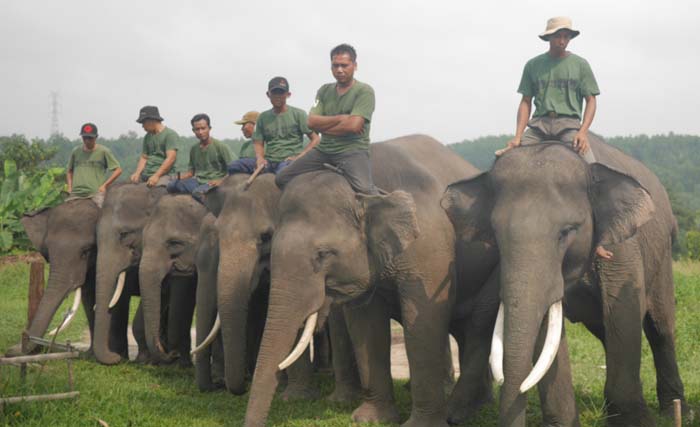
[1,1,698,144]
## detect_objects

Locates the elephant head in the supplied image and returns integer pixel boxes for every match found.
[243,171,419,426]
[19,199,100,351]
[139,194,207,362]
[93,183,165,364]
[441,143,654,426]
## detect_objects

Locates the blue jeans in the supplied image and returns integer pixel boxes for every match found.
[227,157,292,175]
[167,177,210,202]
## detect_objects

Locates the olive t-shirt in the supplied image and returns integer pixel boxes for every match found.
[310,80,375,154]
[253,106,310,162]
[239,139,256,159]
[67,144,120,197]
[142,127,179,176]
[188,138,233,184]
[518,53,600,119]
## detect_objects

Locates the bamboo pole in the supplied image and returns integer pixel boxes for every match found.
[0,352,80,365]
[27,261,45,326]
[0,391,79,404]
[244,164,266,189]
[673,398,682,427]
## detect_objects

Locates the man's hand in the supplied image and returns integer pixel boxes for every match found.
[98,184,107,193]
[573,130,589,154]
[208,179,222,187]
[256,156,268,169]
[130,172,140,184]
[285,155,299,162]
[146,175,160,187]
[495,136,522,157]
[596,245,613,260]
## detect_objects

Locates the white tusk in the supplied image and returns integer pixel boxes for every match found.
[48,288,82,336]
[309,335,314,364]
[108,271,126,309]
[489,302,505,385]
[191,314,221,356]
[519,301,563,394]
[278,312,318,371]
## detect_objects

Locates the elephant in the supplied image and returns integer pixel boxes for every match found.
[16,199,102,354]
[138,194,206,367]
[442,138,686,426]
[243,135,498,427]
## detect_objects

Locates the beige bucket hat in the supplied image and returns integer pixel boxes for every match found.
[539,16,580,41]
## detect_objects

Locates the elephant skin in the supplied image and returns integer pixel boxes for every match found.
[442,138,686,426]
[244,135,498,427]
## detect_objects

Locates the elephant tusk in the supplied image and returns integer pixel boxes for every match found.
[278,312,318,371]
[309,335,314,364]
[48,288,82,336]
[191,314,221,356]
[489,302,505,385]
[108,271,126,309]
[519,300,563,394]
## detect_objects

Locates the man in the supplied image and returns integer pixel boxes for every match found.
[275,44,376,194]
[497,17,611,259]
[168,114,232,199]
[496,17,599,162]
[130,105,179,186]
[228,77,319,175]
[233,111,259,160]
[67,123,122,207]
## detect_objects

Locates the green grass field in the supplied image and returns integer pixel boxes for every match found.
[1,261,699,426]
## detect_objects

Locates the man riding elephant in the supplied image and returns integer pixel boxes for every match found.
[130,105,179,187]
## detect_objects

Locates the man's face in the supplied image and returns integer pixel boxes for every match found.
[241,122,255,139]
[331,53,356,85]
[82,136,96,150]
[548,30,573,53]
[267,89,290,109]
[192,119,211,142]
[142,119,160,133]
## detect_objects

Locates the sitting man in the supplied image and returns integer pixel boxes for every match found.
[233,110,259,160]
[167,113,232,200]
[130,105,179,186]
[275,44,376,194]
[67,123,122,208]
[228,77,319,175]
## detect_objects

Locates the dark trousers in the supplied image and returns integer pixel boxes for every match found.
[167,177,210,202]
[227,157,291,175]
[274,148,376,194]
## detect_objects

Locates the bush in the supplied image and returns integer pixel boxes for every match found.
[687,230,700,261]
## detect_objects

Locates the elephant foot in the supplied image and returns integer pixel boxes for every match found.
[280,385,319,401]
[401,415,449,427]
[326,385,362,403]
[351,400,400,424]
[606,404,655,427]
[177,355,193,368]
[198,381,226,393]
[446,391,493,424]
[134,349,155,364]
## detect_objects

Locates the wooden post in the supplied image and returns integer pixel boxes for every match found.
[28,261,45,327]
[673,398,682,427]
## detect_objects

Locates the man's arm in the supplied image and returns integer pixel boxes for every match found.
[66,170,73,193]
[147,149,177,186]
[131,154,148,183]
[317,115,365,136]
[307,114,343,133]
[254,140,267,169]
[573,95,597,154]
[99,168,122,192]
[288,132,320,161]
[496,95,532,156]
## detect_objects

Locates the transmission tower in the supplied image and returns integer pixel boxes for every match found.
[49,91,60,136]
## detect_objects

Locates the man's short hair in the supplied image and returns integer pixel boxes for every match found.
[330,44,357,62]
[191,113,211,127]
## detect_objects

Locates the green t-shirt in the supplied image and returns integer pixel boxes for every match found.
[310,80,375,154]
[142,127,179,176]
[67,144,120,197]
[252,106,310,162]
[518,53,600,119]
[239,139,256,159]
[188,138,233,184]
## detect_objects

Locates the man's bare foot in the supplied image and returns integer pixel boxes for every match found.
[596,245,613,260]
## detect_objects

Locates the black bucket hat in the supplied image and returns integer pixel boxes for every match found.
[136,105,164,123]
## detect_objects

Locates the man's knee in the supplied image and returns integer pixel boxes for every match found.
[274,169,290,189]
[166,180,180,193]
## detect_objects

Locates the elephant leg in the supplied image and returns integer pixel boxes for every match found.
[535,325,580,427]
[211,335,225,389]
[81,278,97,356]
[345,296,400,424]
[132,300,150,363]
[166,276,196,367]
[598,244,654,427]
[564,279,605,343]
[326,304,361,402]
[643,254,686,416]
[108,290,131,360]
[280,340,318,401]
[195,274,219,391]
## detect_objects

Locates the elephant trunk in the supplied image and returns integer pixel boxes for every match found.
[217,244,259,394]
[93,249,130,365]
[139,250,174,363]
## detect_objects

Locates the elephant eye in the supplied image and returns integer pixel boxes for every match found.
[559,225,579,242]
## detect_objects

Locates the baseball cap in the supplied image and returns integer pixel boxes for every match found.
[268,77,289,92]
[234,111,260,125]
[80,123,98,137]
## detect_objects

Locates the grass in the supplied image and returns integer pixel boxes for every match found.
[1,261,699,426]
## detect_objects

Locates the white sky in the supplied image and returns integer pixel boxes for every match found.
[1,0,698,143]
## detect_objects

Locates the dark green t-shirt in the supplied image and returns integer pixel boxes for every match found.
[310,80,375,154]
[142,127,179,176]
[67,144,120,197]
[518,53,600,119]
[239,139,256,159]
[188,138,233,184]
[252,106,310,162]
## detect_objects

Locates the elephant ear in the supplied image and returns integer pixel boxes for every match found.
[358,190,420,269]
[21,207,51,261]
[441,172,495,245]
[590,164,655,246]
